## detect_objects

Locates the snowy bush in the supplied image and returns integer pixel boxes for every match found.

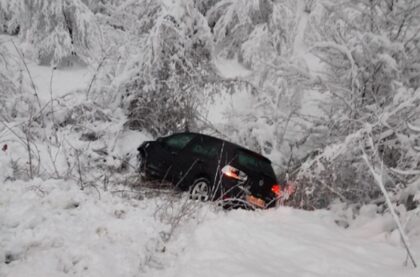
[0,0,22,35]
[208,0,321,170]
[308,0,420,137]
[294,87,420,209]
[207,0,276,62]
[0,42,40,121]
[120,1,214,136]
[282,0,420,209]
[0,0,103,66]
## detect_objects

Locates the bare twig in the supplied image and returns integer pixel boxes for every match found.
[86,56,107,100]
[25,125,33,179]
[361,135,417,268]
[75,149,84,190]
[10,40,43,115]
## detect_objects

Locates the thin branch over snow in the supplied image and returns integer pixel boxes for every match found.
[361,135,417,268]
[407,121,420,133]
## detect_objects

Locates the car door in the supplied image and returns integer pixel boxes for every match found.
[172,136,223,188]
[146,133,196,180]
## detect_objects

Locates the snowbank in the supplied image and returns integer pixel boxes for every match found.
[0,179,168,277]
[1,180,419,277]
[151,208,419,277]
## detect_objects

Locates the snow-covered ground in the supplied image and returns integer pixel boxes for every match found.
[0,35,94,102]
[1,33,419,277]
[213,56,252,79]
[1,180,419,277]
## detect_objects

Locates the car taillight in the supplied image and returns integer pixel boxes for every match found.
[271,184,281,197]
[221,165,247,182]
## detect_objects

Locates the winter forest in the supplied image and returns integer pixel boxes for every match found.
[1,0,420,276]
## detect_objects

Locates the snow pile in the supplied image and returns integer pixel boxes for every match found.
[0,179,166,276]
[154,207,420,277]
[1,180,419,277]
[213,57,252,79]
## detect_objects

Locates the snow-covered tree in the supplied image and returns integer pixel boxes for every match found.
[294,85,420,209]
[206,0,320,168]
[308,0,420,137]
[0,0,23,35]
[206,0,275,62]
[0,0,103,66]
[292,0,420,208]
[120,0,214,136]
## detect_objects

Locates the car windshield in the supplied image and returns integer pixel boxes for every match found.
[237,150,275,178]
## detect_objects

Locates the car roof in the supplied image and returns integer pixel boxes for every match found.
[176,132,273,164]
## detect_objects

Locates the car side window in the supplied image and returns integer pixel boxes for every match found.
[163,133,196,151]
[189,137,221,159]
[236,150,275,178]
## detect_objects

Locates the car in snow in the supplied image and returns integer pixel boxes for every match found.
[137,132,289,209]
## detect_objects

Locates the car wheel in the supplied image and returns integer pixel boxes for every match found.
[189,178,211,201]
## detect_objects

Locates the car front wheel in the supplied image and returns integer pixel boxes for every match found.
[189,178,211,201]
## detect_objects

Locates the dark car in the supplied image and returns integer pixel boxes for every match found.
[137,132,284,208]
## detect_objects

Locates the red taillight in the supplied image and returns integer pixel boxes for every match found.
[271,184,281,196]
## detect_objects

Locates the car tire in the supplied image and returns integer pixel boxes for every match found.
[189,178,211,202]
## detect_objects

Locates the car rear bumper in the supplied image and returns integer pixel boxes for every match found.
[218,178,276,209]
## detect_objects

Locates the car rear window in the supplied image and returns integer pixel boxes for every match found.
[164,133,196,150]
[237,150,275,178]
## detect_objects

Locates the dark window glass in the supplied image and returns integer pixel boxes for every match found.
[237,150,275,178]
[190,138,221,159]
[163,133,196,151]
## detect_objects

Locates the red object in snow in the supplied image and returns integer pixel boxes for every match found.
[2,144,7,152]
[285,182,296,195]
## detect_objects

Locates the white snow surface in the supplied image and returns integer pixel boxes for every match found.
[213,56,252,79]
[1,180,419,277]
[0,35,94,102]
[1,31,419,277]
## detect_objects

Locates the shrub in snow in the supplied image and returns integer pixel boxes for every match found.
[0,43,39,121]
[0,70,19,121]
[308,0,420,138]
[121,1,214,136]
[294,87,420,209]
[207,0,274,62]
[0,0,103,66]
[59,103,111,127]
[0,0,22,35]
[286,0,420,209]
[209,0,320,169]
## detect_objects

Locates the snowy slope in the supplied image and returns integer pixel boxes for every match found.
[154,209,419,277]
[0,180,166,277]
[1,180,419,277]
